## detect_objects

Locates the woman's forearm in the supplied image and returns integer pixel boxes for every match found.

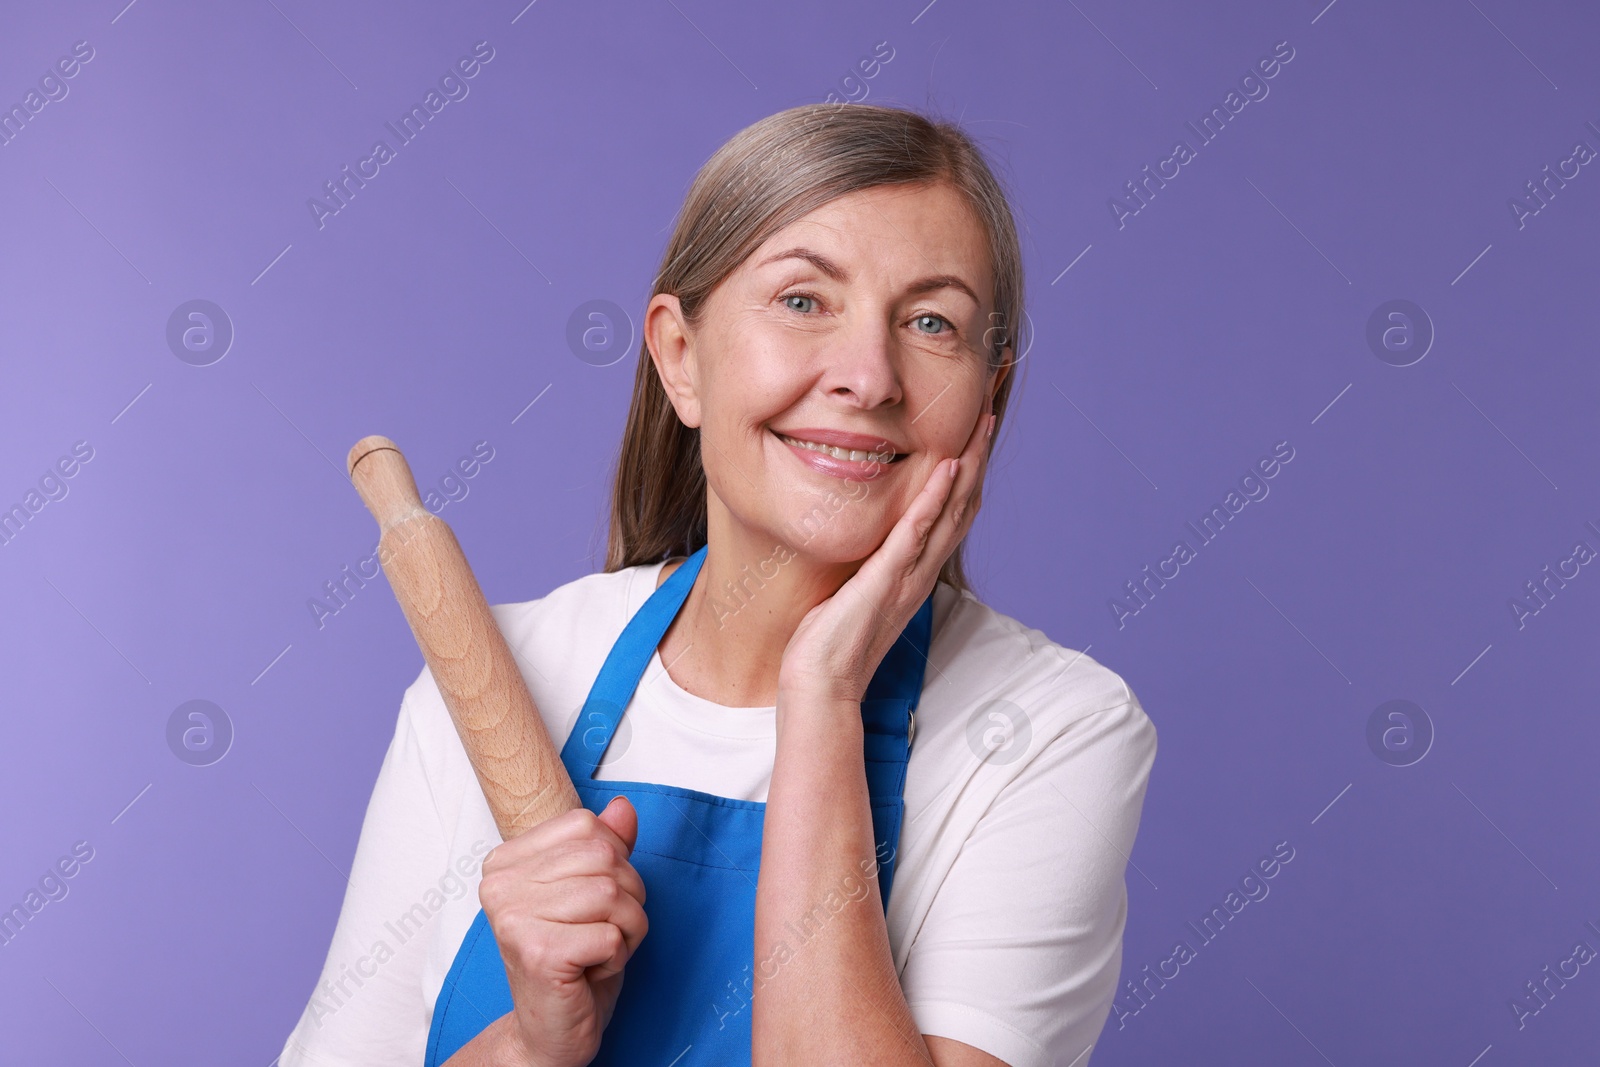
[752,689,933,1065]
[440,1012,533,1067]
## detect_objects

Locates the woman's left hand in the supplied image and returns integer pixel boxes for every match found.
[777,397,997,706]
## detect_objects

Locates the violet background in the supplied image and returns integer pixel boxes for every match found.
[2,0,1597,1063]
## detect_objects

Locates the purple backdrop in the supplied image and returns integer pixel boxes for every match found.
[3,0,1596,1063]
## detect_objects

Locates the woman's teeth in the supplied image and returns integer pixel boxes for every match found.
[776,432,898,464]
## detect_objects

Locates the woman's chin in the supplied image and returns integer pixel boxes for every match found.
[767,522,895,567]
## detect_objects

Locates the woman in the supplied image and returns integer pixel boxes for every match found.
[279,102,1155,1067]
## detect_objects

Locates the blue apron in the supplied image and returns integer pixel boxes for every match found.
[424,544,934,1066]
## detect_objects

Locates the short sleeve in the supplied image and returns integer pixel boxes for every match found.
[899,694,1157,1067]
[278,688,449,1067]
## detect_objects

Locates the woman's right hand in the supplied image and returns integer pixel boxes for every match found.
[475,796,648,1067]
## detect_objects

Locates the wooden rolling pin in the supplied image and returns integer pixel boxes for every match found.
[347,435,579,840]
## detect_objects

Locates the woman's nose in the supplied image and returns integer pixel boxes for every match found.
[821,317,902,409]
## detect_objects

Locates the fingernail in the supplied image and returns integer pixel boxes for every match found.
[986,414,996,440]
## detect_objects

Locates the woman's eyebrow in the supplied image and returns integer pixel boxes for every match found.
[757,246,979,303]
[758,246,848,280]
[904,274,979,304]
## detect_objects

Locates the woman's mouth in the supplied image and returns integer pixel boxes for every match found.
[775,431,900,465]
[771,428,905,481]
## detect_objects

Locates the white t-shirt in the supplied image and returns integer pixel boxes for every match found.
[278,558,1156,1067]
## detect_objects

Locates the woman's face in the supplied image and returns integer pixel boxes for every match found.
[647,179,1009,566]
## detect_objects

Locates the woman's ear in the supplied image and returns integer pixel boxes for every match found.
[644,293,704,429]
[987,345,1013,409]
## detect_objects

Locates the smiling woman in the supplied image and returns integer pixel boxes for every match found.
[279,103,1156,1067]
[611,105,1024,597]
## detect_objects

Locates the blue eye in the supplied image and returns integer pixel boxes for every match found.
[914,313,954,335]
[783,293,819,313]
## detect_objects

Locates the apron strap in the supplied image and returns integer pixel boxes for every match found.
[560,545,709,780]
[860,591,934,905]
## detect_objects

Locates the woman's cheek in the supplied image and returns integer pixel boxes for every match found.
[929,400,984,456]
